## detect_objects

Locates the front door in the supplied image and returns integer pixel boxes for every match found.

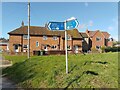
[74,45,79,53]
[14,45,19,52]
[44,46,48,51]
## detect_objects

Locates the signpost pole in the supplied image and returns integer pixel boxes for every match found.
[64,21,68,74]
[47,17,78,74]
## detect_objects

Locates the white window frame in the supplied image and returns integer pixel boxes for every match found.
[108,38,113,41]
[43,35,48,40]
[53,36,57,40]
[96,37,101,41]
[23,35,28,39]
[51,45,57,49]
[67,45,71,50]
[36,41,39,47]
[96,45,101,49]
[23,45,28,49]
[67,35,72,40]
[23,45,28,52]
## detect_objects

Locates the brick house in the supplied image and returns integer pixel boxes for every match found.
[107,38,113,47]
[79,32,89,52]
[8,23,83,54]
[85,30,113,50]
[0,38,9,52]
[8,22,113,54]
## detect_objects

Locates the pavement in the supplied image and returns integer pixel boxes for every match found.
[1,75,18,89]
[0,56,22,89]
[0,60,12,68]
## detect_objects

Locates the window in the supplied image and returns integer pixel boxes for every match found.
[51,45,57,49]
[36,41,39,47]
[23,35,28,39]
[67,45,71,50]
[96,45,101,49]
[67,35,71,40]
[96,37,101,41]
[53,36,57,40]
[43,35,47,40]
[23,45,28,48]
[108,38,113,41]
[44,46,47,49]
[15,45,18,49]
[23,45,28,52]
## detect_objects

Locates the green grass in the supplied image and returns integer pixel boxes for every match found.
[3,52,118,88]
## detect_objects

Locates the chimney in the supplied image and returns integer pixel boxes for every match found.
[45,23,48,28]
[86,29,89,33]
[21,21,24,27]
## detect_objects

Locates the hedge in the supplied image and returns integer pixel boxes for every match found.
[105,47,120,52]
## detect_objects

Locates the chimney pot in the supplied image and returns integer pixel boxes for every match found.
[86,29,89,33]
[22,21,24,27]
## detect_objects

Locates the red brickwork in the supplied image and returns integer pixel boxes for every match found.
[9,34,82,54]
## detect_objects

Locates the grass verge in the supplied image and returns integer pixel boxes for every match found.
[3,52,118,88]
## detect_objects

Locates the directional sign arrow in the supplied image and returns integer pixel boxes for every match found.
[47,17,79,74]
[66,19,79,30]
[48,22,64,30]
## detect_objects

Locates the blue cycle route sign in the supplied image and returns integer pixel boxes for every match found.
[47,17,79,74]
[66,19,79,30]
[48,22,64,30]
[47,18,79,31]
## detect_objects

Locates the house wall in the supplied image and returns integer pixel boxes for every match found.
[9,35,65,53]
[67,40,73,50]
[0,45,7,51]
[9,35,22,52]
[59,37,63,50]
[108,41,113,47]
[61,38,82,53]
[73,39,82,51]
[30,35,60,52]
[9,34,83,54]
[91,31,105,49]
[10,30,114,53]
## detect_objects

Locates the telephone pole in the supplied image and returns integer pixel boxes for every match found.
[28,1,30,59]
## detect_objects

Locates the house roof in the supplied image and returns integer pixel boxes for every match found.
[87,30,98,37]
[86,30,110,38]
[65,29,83,38]
[79,32,88,38]
[0,38,9,43]
[101,32,110,38]
[8,26,82,39]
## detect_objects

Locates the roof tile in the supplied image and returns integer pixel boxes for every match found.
[8,26,82,38]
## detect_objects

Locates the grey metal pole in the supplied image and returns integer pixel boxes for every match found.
[64,21,68,74]
[28,1,30,59]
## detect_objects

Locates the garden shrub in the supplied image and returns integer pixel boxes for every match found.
[105,47,120,52]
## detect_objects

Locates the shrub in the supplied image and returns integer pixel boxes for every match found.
[105,47,120,52]
[101,46,105,53]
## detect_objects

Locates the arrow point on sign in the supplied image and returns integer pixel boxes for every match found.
[75,20,79,28]
[48,23,51,30]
